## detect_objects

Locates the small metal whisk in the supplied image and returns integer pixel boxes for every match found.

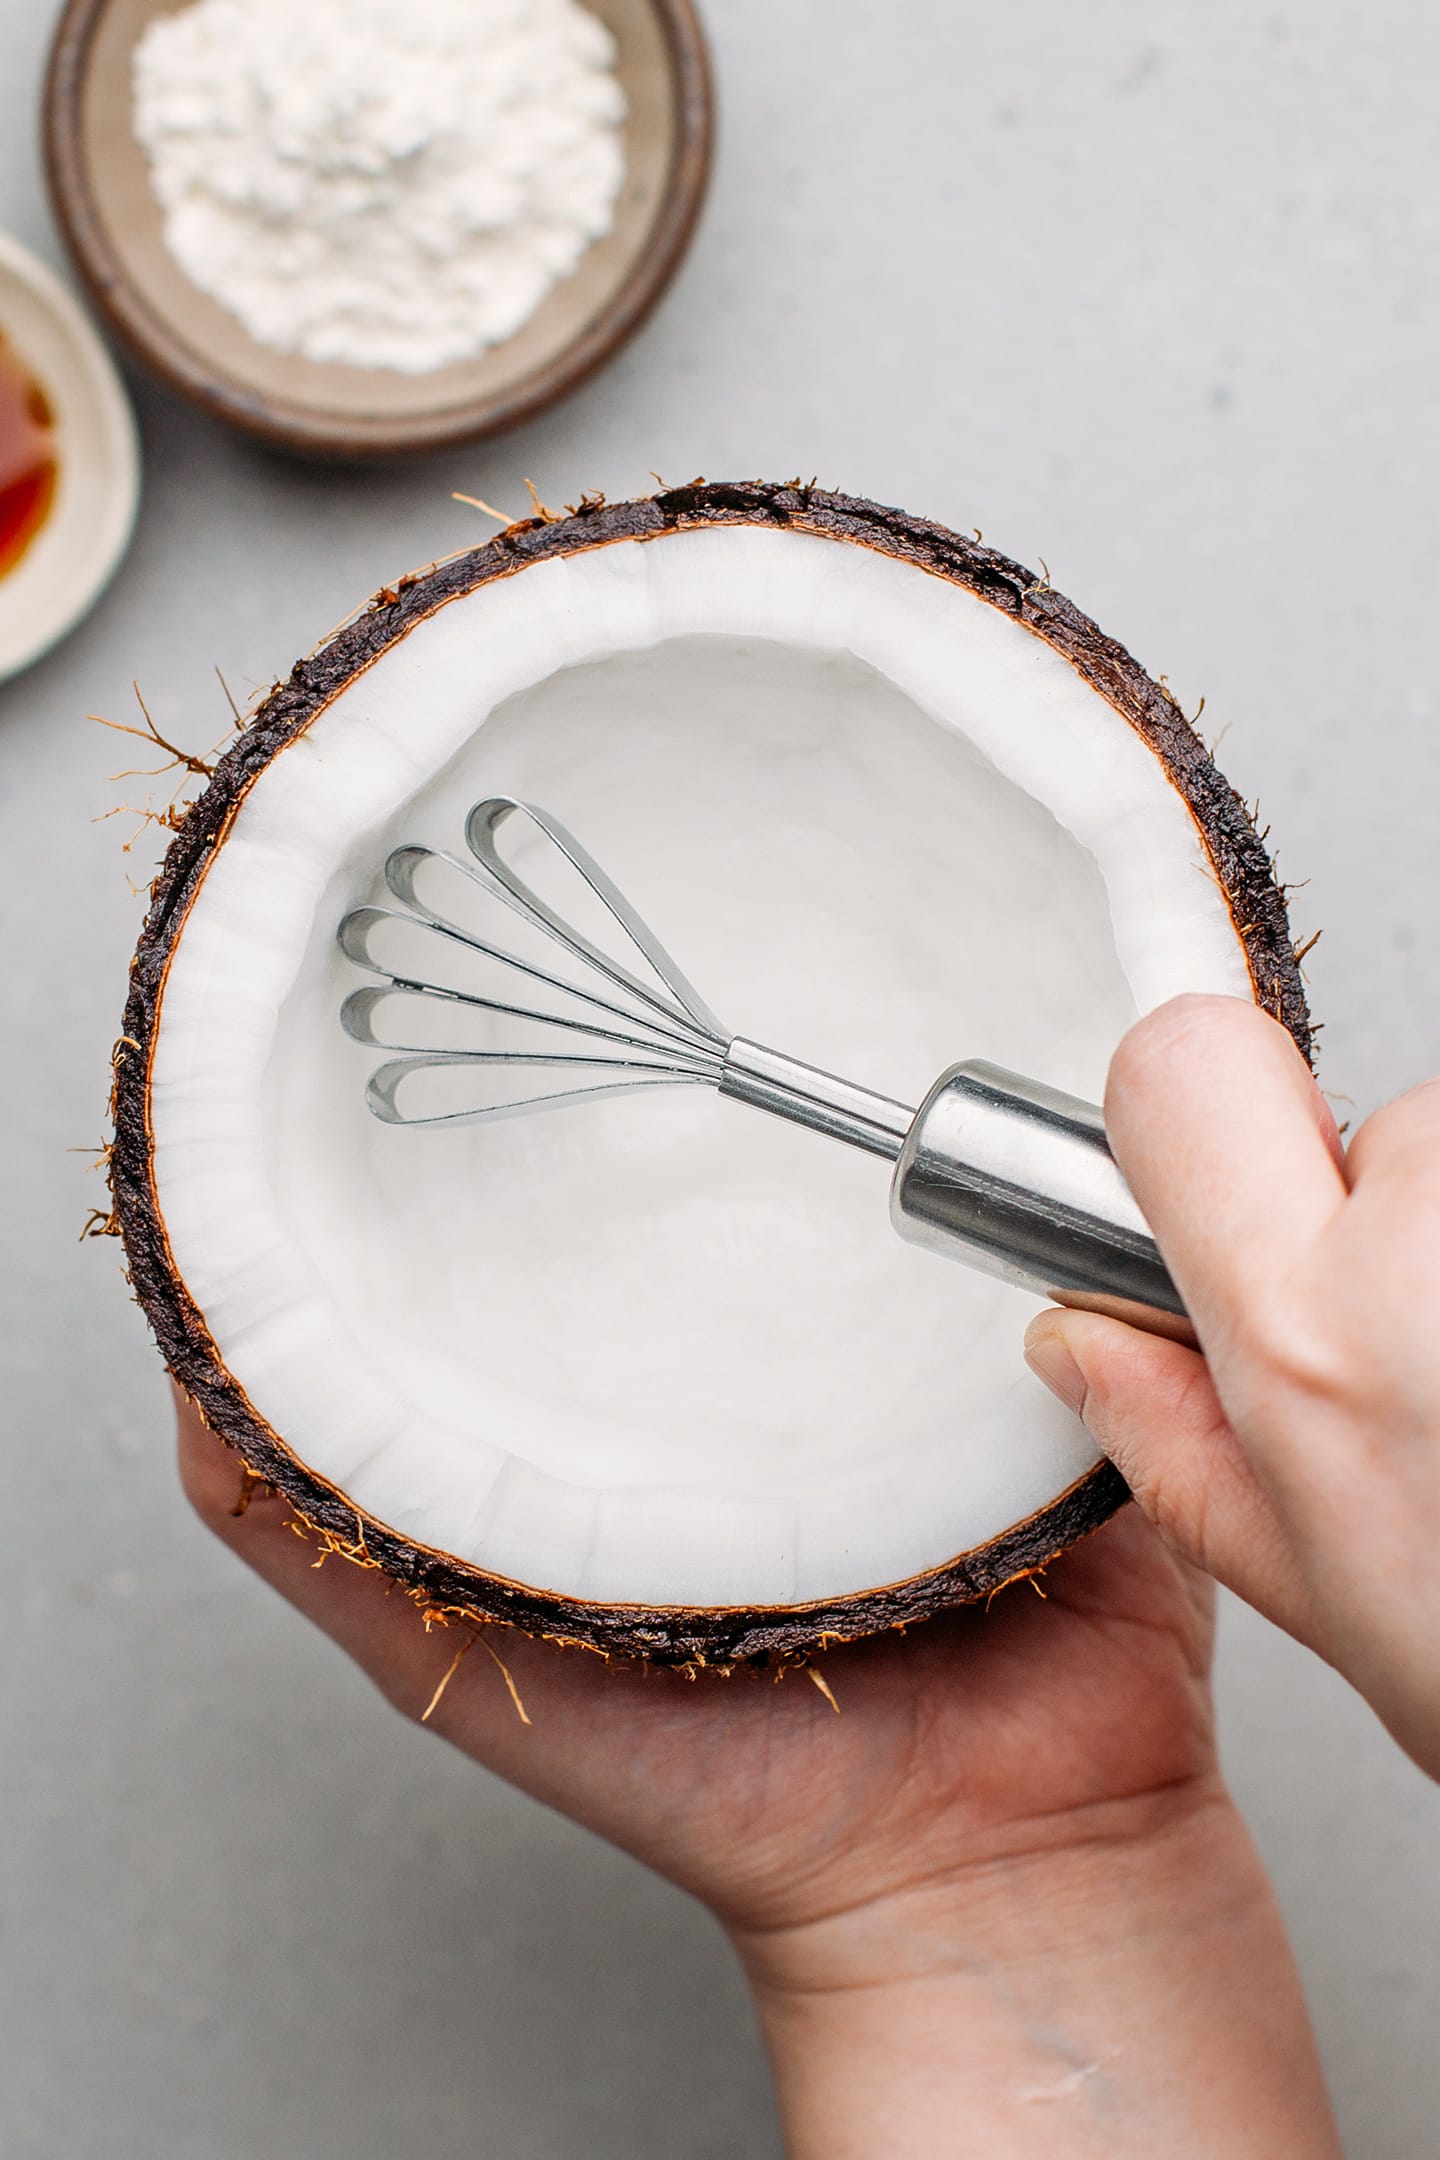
[338,796,1186,1335]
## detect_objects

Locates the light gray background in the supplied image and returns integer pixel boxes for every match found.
[3,1,1438,2153]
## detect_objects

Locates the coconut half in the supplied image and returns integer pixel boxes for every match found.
[113,483,1308,1665]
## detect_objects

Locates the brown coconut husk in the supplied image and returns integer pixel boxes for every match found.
[107,482,1310,1667]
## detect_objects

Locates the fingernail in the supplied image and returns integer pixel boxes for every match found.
[1023,1326,1088,1416]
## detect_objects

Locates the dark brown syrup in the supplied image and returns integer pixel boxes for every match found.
[0,330,58,580]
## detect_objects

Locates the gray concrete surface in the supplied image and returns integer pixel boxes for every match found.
[3,1,1439,2152]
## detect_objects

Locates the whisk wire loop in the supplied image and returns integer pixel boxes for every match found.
[339,978,725,1076]
[463,798,726,1044]
[364,1055,713,1129]
[337,796,733,1127]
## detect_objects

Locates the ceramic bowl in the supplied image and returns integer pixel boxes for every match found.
[44,0,711,461]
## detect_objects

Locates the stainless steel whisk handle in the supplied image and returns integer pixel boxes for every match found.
[891,1061,1190,1339]
[720,1040,1189,1340]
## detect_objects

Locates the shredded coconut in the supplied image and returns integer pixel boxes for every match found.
[131,0,626,373]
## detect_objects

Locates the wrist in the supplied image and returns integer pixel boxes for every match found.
[728,1775,1224,2001]
[728,1789,1340,2160]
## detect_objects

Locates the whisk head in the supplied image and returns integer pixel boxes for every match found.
[338,797,732,1127]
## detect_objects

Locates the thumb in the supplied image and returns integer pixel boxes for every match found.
[1023,1309,1313,1640]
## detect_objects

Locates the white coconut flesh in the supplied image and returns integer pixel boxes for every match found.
[150,525,1251,1612]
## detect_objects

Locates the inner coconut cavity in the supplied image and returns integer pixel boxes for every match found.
[150,527,1251,1609]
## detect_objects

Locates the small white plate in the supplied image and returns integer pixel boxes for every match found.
[0,228,140,682]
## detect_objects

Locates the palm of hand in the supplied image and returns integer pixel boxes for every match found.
[475,1505,1217,1938]
[182,1403,1216,1944]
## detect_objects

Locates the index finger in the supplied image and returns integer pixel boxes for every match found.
[1104,995,1346,1345]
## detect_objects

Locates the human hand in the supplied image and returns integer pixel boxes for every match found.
[1026,991,1440,1785]
[178,1392,1337,2155]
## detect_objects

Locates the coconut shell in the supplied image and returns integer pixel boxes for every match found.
[110,482,1309,1665]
